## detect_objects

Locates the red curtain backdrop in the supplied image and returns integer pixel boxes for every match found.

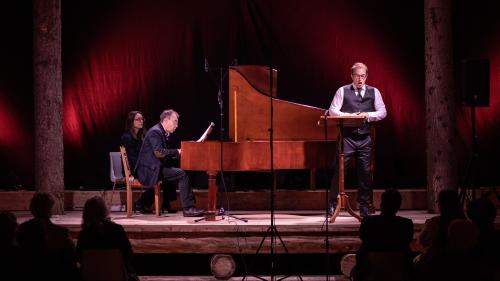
[0,0,499,188]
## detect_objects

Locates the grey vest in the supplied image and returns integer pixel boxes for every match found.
[340,85,375,136]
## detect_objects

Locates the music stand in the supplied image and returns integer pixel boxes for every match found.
[319,115,365,223]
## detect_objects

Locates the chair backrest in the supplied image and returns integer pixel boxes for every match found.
[80,249,128,281]
[119,146,133,184]
[364,251,412,281]
[109,152,125,184]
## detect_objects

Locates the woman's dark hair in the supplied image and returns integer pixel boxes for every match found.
[81,196,110,228]
[125,110,146,140]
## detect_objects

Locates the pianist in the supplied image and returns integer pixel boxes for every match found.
[134,109,205,217]
[328,62,387,218]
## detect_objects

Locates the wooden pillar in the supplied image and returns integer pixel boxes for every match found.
[33,0,64,214]
[424,0,458,212]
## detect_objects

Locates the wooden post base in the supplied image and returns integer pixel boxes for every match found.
[329,192,361,223]
[204,212,217,221]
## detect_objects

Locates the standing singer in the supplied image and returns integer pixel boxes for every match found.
[328,62,387,218]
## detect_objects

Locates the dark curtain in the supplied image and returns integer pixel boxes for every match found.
[0,0,499,189]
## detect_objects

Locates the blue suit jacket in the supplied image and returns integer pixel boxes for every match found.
[136,123,180,187]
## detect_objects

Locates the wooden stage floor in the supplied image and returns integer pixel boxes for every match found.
[11,209,500,279]
[5,188,498,255]
[13,210,443,255]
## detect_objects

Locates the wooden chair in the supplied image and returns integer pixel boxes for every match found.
[119,145,161,217]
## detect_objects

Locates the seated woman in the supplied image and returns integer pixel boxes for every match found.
[120,110,146,174]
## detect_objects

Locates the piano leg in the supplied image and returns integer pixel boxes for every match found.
[205,171,217,221]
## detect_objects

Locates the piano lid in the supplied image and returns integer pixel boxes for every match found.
[229,65,338,142]
[230,65,278,97]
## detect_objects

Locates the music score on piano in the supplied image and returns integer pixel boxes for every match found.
[196,122,215,142]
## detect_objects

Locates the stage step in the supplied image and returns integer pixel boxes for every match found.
[0,188,427,211]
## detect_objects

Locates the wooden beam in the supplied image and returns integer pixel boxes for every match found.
[424,0,458,212]
[33,0,64,214]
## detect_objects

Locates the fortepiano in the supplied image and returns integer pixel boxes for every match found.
[181,65,338,220]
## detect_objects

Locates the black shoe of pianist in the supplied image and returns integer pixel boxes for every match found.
[162,201,178,214]
[182,207,205,217]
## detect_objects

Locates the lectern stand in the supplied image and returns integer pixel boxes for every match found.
[319,115,366,223]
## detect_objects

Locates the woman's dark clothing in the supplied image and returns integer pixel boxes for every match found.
[120,131,143,175]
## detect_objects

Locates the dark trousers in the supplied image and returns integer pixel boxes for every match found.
[138,167,195,209]
[330,135,372,207]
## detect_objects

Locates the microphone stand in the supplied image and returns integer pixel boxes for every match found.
[322,110,331,281]
[197,59,247,223]
[216,66,247,223]
[459,95,480,205]
[242,9,303,277]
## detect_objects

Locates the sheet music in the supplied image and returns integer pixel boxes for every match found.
[196,122,215,142]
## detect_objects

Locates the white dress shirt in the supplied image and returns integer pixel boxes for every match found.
[328,84,387,122]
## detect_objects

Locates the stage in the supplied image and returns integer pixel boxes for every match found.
[3,188,499,255]
[13,209,436,254]
[5,189,500,278]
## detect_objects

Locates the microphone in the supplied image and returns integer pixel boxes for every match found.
[204,58,209,73]
[318,109,330,126]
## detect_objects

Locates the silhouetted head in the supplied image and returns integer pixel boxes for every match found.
[82,196,110,228]
[438,189,464,219]
[467,197,496,229]
[0,211,18,242]
[30,192,55,219]
[380,188,402,215]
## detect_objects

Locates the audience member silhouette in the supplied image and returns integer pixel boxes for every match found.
[414,189,467,280]
[352,188,414,281]
[466,197,499,280]
[0,211,23,280]
[16,192,78,280]
[76,196,138,281]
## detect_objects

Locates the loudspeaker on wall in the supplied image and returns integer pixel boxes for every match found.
[461,59,490,107]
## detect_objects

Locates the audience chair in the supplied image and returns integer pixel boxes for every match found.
[340,253,356,280]
[364,251,411,281]
[80,249,127,281]
[119,145,161,217]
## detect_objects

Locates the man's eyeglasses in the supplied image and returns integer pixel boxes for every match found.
[352,74,367,79]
